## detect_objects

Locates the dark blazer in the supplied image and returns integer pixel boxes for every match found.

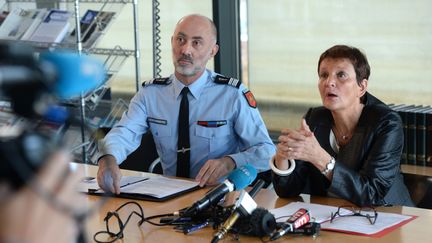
[272,92,414,206]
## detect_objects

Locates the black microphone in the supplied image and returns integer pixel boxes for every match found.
[181,164,257,217]
[211,179,265,243]
[289,222,320,237]
[270,208,310,241]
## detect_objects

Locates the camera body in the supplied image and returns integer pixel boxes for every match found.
[0,42,106,189]
[0,43,59,189]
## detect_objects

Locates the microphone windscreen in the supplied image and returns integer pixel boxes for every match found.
[39,51,107,99]
[227,164,257,191]
[234,207,276,237]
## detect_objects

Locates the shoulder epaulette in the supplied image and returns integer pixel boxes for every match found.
[142,77,171,87]
[214,75,241,89]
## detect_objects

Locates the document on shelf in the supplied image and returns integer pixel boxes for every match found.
[78,174,200,202]
[270,201,416,237]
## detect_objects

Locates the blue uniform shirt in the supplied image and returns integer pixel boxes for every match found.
[100,69,275,177]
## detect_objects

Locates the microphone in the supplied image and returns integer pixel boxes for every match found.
[211,179,265,243]
[270,208,310,241]
[234,207,276,237]
[289,222,320,237]
[39,51,106,99]
[181,164,257,217]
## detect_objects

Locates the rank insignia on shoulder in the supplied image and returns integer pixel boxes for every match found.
[214,75,241,88]
[243,89,257,108]
[142,77,171,87]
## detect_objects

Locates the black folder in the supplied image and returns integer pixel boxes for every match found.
[80,175,200,202]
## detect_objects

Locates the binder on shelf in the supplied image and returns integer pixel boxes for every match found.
[392,104,415,164]
[415,107,431,166]
[28,9,71,43]
[405,105,424,165]
[426,109,432,167]
[392,104,432,167]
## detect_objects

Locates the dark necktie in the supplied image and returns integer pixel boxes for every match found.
[177,87,190,177]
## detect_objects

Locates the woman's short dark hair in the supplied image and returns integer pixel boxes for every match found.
[317,45,370,86]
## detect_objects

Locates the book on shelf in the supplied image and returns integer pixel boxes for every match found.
[28,9,71,43]
[65,9,115,49]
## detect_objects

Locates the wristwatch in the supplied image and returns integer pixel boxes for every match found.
[321,157,335,175]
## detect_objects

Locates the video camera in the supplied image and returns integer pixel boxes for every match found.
[0,42,106,189]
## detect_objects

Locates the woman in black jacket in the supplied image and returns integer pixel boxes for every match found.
[272,45,414,206]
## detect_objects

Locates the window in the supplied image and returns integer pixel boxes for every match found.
[246,0,432,131]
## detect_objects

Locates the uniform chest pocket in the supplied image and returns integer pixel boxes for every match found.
[195,123,234,154]
[195,124,232,138]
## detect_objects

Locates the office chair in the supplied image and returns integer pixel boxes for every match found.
[118,131,163,174]
[403,173,432,209]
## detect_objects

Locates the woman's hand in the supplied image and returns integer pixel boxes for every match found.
[276,119,331,172]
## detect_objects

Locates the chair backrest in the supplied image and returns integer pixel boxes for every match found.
[118,131,162,174]
[403,173,432,209]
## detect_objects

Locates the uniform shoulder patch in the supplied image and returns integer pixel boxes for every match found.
[214,75,241,88]
[142,77,171,87]
[242,89,257,108]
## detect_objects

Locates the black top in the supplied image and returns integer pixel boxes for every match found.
[272,92,414,206]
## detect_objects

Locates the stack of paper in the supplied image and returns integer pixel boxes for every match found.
[270,201,416,237]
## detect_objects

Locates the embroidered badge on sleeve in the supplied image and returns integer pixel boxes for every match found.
[242,89,257,108]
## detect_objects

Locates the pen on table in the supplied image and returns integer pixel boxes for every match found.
[183,221,209,234]
[120,178,149,188]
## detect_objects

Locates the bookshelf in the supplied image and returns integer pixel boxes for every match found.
[0,0,141,163]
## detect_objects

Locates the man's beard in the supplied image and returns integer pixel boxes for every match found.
[175,63,201,77]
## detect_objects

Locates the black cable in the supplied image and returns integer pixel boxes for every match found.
[93,201,180,243]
